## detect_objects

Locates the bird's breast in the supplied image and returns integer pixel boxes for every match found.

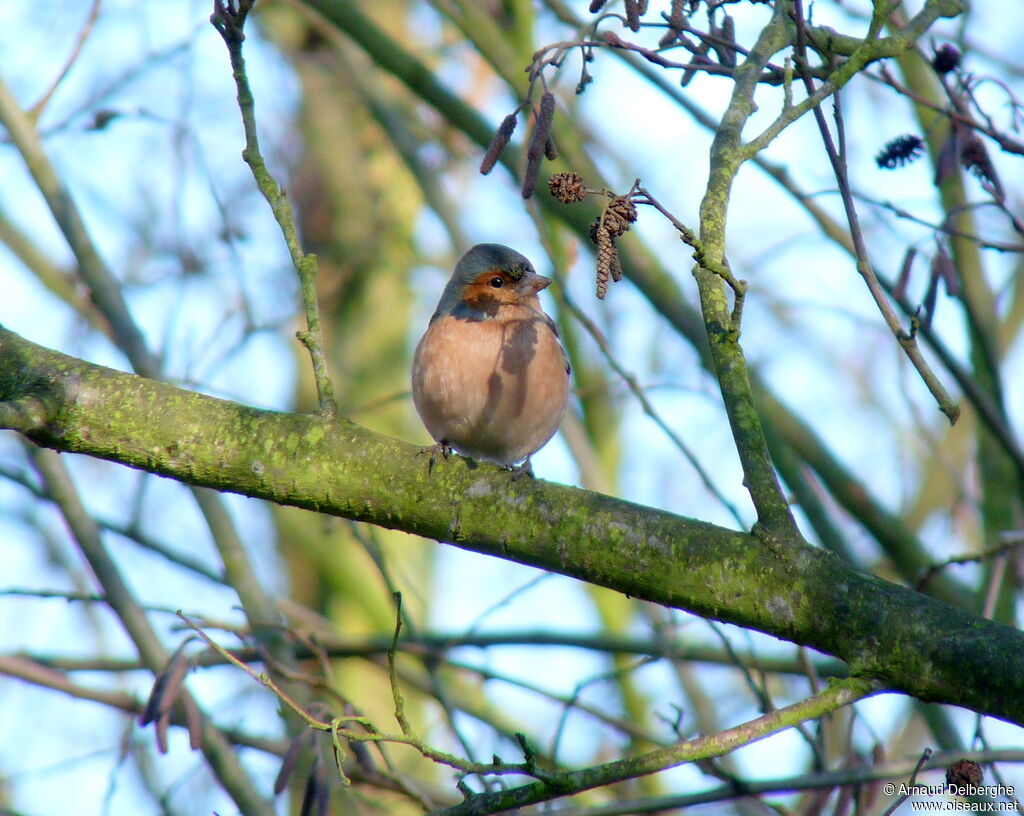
[411,309,569,464]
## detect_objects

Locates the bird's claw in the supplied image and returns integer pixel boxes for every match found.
[421,440,452,473]
[509,457,534,481]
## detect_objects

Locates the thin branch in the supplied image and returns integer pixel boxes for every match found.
[29,0,103,120]
[540,748,1024,816]
[211,0,337,416]
[559,290,747,529]
[432,677,877,816]
[0,74,155,376]
[694,0,801,538]
[881,747,932,816]
[26,447,275,816]
[5,629,849,678]
[790,0,959,424]
[0,655,282,755]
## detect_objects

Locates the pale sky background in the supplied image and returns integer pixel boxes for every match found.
[2,1,1023,814]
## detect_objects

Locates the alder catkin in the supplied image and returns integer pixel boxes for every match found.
[480,113,518,175]
[595,225,618,299]
[522,93,555,198]
[528,93,555,161]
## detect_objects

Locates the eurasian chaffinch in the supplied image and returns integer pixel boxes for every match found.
[411,243,570,473]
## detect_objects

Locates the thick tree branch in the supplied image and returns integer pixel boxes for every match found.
[3,324,1024,725]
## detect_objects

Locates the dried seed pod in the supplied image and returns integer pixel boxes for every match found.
[480,113,518,175]
[604,214,629,238]
[946,759,983,789]
[602,208,635,239]
[875,134,925,169]
[932,44,961,75]
[548,172,587,203]
[607,196,637,228]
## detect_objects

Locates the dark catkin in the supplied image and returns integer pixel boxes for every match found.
[625,0,641,31]
[480,113,517,175]
[681,41,712,86]
[609,244,624,282]
[714,15,737,68]
[894,246,916,300]
[932,244,959,297]
[875,134,925,169]
[593,220,625,298]
[521,156,541,198]
[528,93,555,161]
[275,731,313,795]
[595,226,613,299]
[921,266,940,330]
[588,0,607,11]
[140,643,191,727]
[658,28,680,48]
[960,132,1002,196]
[659,0,686,46]
[522,94,555,198]
[184,696,201,750]
[544,135,558,161]
[548,172,587,203]
[932,44,961,75]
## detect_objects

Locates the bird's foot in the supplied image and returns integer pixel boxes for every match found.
[508,457,534,481]
[420,440,452,473]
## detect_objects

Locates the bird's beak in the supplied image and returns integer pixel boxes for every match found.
[516,271,551,297]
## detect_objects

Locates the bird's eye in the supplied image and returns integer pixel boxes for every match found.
[489,277,505,288]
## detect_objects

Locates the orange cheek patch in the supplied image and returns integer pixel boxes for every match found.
[463,281,517,310]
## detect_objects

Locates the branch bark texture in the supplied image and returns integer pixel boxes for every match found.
[1,325,1022,725]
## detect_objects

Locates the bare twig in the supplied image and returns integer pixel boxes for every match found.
[211,0,337,416]
[29,0,102,120]
[881,747,932,816]
[790,0,959,425]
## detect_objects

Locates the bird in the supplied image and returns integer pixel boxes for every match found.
[411,243,570,475]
